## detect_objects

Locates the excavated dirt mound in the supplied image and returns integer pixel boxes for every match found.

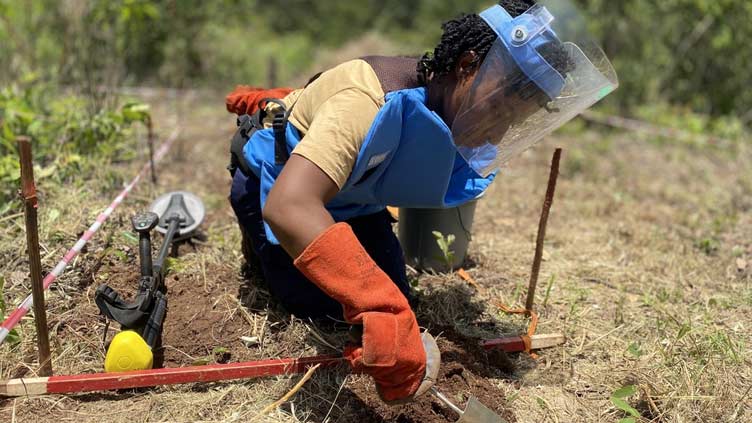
[159,260,255,367]
[346,333,517,423]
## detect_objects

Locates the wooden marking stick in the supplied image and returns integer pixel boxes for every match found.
[18,137,53,377]
[526,148,562,311]
[0,355,344,397]
[481,333,566,352]
[0,334,566,397]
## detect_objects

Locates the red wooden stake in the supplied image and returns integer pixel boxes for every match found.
[17,136,53,377]
[1,355,344,396]
[146,117,157,184]
[526,148,562,311]
[0,334,565,397]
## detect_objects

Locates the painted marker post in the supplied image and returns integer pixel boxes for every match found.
[146,117,157,184]
[525,148,562,312]
[0,334,565,397]
[17,137,53,376]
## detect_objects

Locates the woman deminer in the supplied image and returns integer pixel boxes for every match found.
[225,0,617,405]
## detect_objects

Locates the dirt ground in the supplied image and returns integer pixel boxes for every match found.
[1,89,750,422]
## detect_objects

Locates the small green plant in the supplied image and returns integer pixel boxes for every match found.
[120,231,139,245]
[694,238,719,256]
[432,231,455,270]
[627,342,644,358]
[610,385,641,422]
[706,331,743,363]
[121,102,152,125]
[164,257,186,273]
[408,276,421,290]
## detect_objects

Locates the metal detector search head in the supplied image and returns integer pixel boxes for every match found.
[149,191,205,236]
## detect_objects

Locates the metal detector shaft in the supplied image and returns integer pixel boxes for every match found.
[142,292,167,349]
[153,218,180,277]
[139,229,154,277]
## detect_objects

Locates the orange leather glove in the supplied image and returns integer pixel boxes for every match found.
[225,85,295,116]
[294,223,435,403]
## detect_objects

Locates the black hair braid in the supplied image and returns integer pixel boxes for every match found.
[418,0,576,102]
[538,42,575,78]
[418,0,537,83]
[417,13,497,84]
[501,0,539,18]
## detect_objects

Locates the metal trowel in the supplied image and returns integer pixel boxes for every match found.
[430,387,507,423]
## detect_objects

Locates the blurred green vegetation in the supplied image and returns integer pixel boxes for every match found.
[0,76,149,206]
[582,0,752,118]
[1,0,750,137]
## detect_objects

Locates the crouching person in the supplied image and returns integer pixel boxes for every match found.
[226,0,617,404]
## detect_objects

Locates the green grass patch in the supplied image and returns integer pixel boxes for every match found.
[0,77,151,207]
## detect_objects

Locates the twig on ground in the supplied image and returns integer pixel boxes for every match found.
[305,322,339,352]
[0,212,23,224]
[258,310,269,348]
[457,268,482,291]
[641,385,663,422]
[251,363,321,422]
[229,294,256,328]
[201,255,209,294]
[322,374,350,423]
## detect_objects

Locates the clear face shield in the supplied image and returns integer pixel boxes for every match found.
[452,0,619,177]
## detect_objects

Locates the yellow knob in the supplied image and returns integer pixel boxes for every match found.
[104,330,154,372]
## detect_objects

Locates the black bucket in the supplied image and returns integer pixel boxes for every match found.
[398,200,478,273]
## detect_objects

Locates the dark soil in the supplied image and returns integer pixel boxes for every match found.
[160,261,255,366]
[75,246,519,422]
[345,334,517,423]
[77,254,257,368]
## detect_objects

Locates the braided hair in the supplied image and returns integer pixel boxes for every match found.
[418,0,575,103]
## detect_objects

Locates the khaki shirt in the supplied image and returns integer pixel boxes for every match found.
[268,59,387,189]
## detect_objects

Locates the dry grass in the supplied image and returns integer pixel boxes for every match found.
[476,130,752,422]
[1,90,750,422]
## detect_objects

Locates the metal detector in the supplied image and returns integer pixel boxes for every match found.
[94,192,205,372]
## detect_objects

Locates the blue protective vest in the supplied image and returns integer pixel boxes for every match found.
[243,87,495,244]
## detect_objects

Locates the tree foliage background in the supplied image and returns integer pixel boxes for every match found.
[1,0,751,121]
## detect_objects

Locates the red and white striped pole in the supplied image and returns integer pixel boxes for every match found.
[0,128,180,345]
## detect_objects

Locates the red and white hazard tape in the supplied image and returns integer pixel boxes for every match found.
[0,128,180,345]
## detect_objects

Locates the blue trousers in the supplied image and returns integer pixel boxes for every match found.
[229,170,410,320]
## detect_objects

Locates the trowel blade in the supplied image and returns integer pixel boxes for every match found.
[456,397,507,423]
